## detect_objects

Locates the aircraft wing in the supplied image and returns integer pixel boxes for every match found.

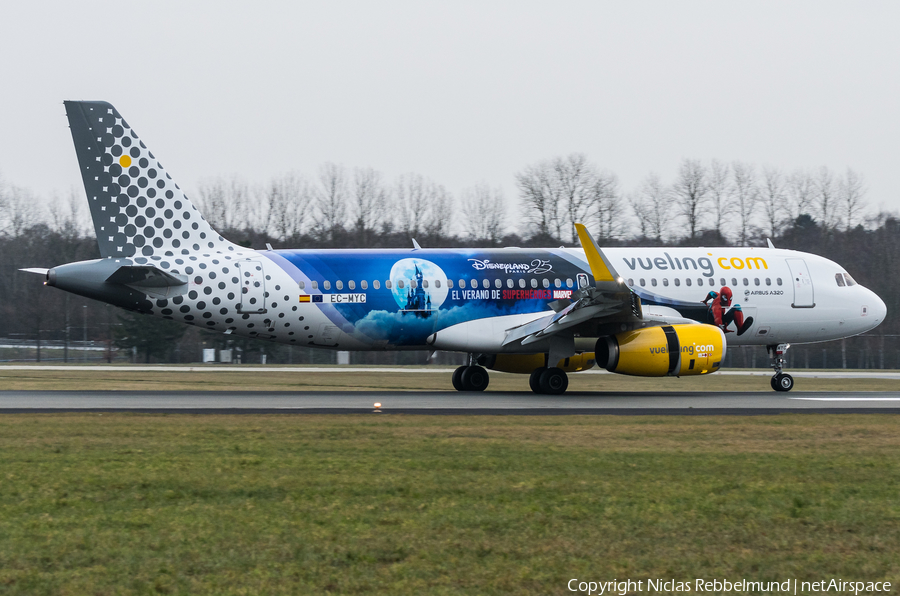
[502,224,645,347]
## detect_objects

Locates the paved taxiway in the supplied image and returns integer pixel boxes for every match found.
[1,390,899,414]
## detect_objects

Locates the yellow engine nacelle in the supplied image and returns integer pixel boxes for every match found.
[484,353,596,374]
[595,324,726,377]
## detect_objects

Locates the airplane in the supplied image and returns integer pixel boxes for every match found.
[23,101,887,394]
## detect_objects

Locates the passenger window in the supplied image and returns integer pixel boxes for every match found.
[697,278,703,286]
[373,280,380,289]
[663,278,669,287]
[312,281,319,289]
[435,280,441,288]
[731,278,738,286]
[765,278,771,286]
[566,278,573,288]
[627,278,634,286]
[754,278,760,286]
[422,280,429,289]
[685,278,692,286]
[554,278,561,288]
[651,278,658,287]
[742,278,749,286]
[398,280,405,289]
[323,280,331,290]
[507,279,514,288]
[674,278,681,286]
[385,280,391,289]
[519,279,527,289]
[542,278,550,288]
[471,279,478,289]
[720,278,727,286]
[348,280,355,290]
[531,279,538,288]
[709,278,715,287]
[299,281,305,290]
[447,279,453,288]
[844,273,857,286]
[640,278,645,286]
[495,279,502,289]
[460,279,466,289]
[410,280,417,289]
[482,279,490,289]
[776,278,782,286]
[360,280,367,290]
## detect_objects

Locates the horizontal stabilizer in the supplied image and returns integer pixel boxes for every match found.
[106,265,187,288]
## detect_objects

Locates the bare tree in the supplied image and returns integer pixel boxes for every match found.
[0,185,42,238]
[671,158,708,239]
[48,188,89,241]
[515,159,561,239]
[195,176,253,232]
[592,173,625,242]
[838,168,866,231]
[395,173,430,239]
[631,173,671,243]
[461,183,506,244]
[267,172,310,242]
[707,160,731,240]
[516,154,618,242]
[814,166,840,230]
[352,168,389,245]
[313,163,348,246]
[394,173,453,242]
[424,183,454,240]
[731,162,758,246]
[785,168,816,221]
[759,166,785,239]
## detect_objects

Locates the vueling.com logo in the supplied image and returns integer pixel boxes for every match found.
[650,344,716,356]
[621,252,767,278]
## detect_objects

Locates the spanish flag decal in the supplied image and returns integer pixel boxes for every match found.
[298,295,311,303]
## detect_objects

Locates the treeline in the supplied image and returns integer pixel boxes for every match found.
[0,157,897,366]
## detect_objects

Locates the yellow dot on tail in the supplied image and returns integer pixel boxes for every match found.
[119,155,132,168]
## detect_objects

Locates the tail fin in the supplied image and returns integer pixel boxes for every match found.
[64,101,236,258]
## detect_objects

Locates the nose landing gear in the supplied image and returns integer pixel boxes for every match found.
[767,343,794,392]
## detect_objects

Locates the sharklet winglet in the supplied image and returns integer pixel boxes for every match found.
[574,223,620,284]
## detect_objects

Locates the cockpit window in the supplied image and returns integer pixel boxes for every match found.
[843,273,857,286]
[835,273,846,287]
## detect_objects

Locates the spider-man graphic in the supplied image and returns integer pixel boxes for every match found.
[702,286,754,335]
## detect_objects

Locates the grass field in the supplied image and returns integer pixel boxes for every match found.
[1,414,898,595]
[1,365,899,392]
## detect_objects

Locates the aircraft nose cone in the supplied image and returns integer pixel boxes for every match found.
[871,291,887,325]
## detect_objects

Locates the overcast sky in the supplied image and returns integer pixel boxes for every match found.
[1,1,898,226]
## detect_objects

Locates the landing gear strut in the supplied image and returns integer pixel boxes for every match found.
[767,343,794,392]
[452,361,490,392]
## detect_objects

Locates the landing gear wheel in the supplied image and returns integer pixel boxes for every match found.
[451,366,466,391]
[772,373,793,392]
[460,366,489,392]
[529,367,546,393]
[539,367,569,395]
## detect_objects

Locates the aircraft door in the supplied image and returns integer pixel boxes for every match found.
[786,258,815,308]
[237,260,267,314]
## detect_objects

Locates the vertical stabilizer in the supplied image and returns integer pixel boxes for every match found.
[64,101,236,258]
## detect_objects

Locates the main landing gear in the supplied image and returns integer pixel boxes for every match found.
[528,367,569,395]
[452,364,490,392]
[767,343,794,392]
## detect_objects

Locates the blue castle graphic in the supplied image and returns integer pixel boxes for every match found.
[403,263,433,318]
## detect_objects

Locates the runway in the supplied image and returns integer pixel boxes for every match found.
[1,390,900,414]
